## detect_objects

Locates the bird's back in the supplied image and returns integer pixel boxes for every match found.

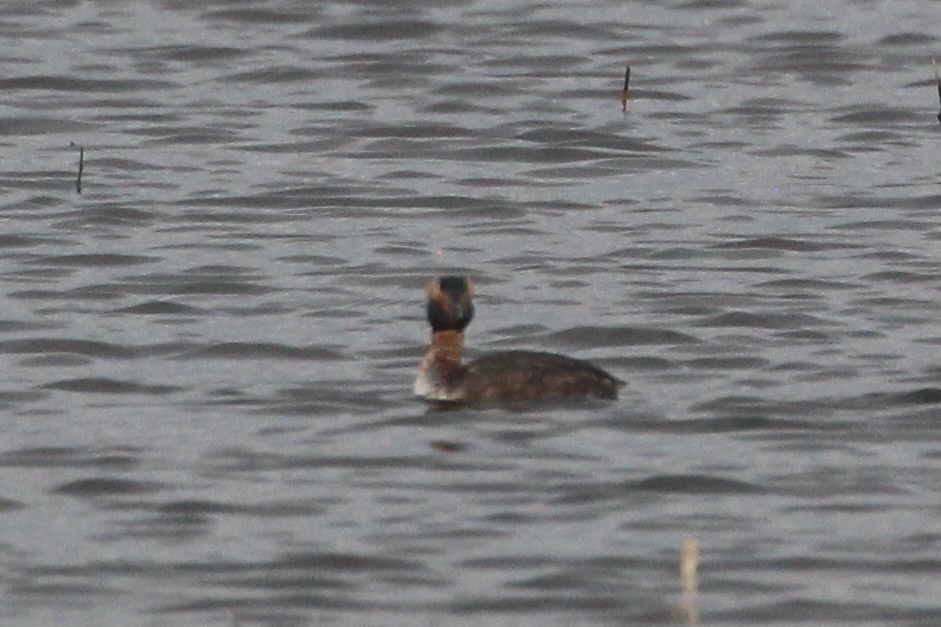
[460,350,622,404]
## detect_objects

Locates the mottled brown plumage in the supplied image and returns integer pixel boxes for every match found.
[414,276,622,405]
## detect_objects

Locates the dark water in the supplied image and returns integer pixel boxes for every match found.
[3,0,941,625]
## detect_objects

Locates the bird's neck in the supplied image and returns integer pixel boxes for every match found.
[427,330,464,365]
[414,330,466,399]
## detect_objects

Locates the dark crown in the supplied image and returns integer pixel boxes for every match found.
[426,276,474,332]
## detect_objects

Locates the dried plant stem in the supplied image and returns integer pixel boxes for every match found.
[621,65,631,112]
[69,142,84,194]
[933,59,941,123]
[677,537,700,624]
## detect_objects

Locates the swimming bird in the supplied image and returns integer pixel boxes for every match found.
[414,276,622,404]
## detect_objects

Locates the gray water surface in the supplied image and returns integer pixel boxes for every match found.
[3,1,941,625]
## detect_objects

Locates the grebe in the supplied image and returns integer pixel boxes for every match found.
[414,276,622,404]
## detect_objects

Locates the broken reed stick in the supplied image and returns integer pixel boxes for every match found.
[70,141,84,193]
[933,59,941,123]
[621,65,631,112]
[77,144,84,193]
[677,537,700,624]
